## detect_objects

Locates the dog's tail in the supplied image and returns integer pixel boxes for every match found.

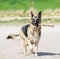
[7,34,20,40]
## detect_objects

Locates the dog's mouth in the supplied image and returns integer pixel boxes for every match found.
[33,27,37,31]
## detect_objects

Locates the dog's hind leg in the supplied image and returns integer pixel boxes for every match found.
[30,47,33,54]
[23,40,27,55]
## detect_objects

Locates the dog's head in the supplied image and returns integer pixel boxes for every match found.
[30,11,41,30]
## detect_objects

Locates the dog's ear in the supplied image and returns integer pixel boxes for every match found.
[38,11,41,18]
[31,12,34,17]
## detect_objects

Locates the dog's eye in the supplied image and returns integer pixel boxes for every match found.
[36,20,39,23]
[37,19,39,20]
[32,19,35,22]
[32,19,34,20]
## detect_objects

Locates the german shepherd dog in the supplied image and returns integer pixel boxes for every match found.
[7,11,41,56]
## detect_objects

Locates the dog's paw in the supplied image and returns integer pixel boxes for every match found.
[34,54,38,56]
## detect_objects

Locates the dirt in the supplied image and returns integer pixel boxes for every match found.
[0,25,60,59]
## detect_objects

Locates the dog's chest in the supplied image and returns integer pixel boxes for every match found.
[31,31,40,39]
[28,29,40,44]
[30,32,40,44]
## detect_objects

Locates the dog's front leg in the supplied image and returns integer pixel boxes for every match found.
[23,46,27,55]
[34,42,39,56]
[27,40,33,54]
[23,40,27,55]
[35,46,38,56]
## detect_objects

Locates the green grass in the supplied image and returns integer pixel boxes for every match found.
[0,0,60,11]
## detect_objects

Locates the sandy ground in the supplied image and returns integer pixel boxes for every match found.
[0,25,60,59]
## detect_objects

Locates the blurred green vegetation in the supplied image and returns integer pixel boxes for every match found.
[0,19,30,25]
[0,19,60,25]
[0,0,60,11]
[0,0,60,25]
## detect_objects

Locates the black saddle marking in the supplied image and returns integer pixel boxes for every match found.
[22,24,29,37]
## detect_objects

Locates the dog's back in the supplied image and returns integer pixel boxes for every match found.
[21,24,30,37]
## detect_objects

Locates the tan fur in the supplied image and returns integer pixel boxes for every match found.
[7,12,41,56]
[19,23,41,56]
[19,11,42,56]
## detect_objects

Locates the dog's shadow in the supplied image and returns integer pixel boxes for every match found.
[36,52,60,56]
